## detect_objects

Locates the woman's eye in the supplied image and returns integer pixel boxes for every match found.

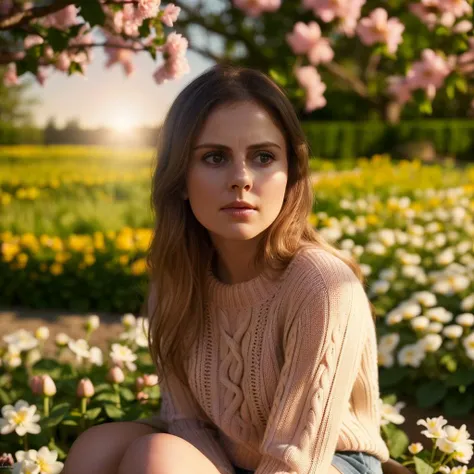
[203,153,225,165]
[257,152,274,164]
[203,151,275,165]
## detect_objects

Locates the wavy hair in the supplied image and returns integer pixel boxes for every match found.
[146,63,375,389]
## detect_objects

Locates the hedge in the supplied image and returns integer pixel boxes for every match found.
[302,119,474,161]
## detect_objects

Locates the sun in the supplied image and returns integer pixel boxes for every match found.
[110,116,136,134]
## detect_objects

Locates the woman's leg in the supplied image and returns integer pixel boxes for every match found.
[63,421,156,474]
[117,432,223,474]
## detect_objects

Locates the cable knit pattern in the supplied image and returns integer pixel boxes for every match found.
[137,245,390,474]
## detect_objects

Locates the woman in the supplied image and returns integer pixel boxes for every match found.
[64,64,410,474]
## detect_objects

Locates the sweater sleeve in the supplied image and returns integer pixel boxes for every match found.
[159,370,236,474]
[255,259,369,474]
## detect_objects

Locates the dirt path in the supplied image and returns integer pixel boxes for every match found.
[0,306,134,356]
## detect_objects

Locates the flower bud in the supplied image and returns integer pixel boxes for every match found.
[35,326,50,341]
[84,314,100,332]
[77,378,95,398]
[42,374,57,397]
[29,375,43,395]
[143,374,158,387]
[0,453,14,467]
[408,442,423,455]
[55,332,70,347]
[135,376,145,391]
[136,391,149,404]
[107,366,125,384]
[121,313,136,329]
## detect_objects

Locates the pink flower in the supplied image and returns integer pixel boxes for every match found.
[55,52,71,72]
[153,55,190,84]
[161,31,188,59]
[3,64,18,87]
[409,3,439,30]
[438,0,472,18]
[107,366,125,384]
[295,66,327,111]
[304,0,366,36]
[137,0,161,19]
[232,0,281,17]
[356,8,405,54]
[24,35,44,50]
[104,32,136,76]
[453,20,473,33]
[77,378,95,398]
[161,3,180,27]
[286,22,334,65]
[42,5,78,30]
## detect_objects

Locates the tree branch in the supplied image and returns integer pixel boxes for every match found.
[323,61,370,98]
[0,0,75,30]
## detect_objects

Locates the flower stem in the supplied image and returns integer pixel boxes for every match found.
[23,434,29,450]
[43,396,50,417]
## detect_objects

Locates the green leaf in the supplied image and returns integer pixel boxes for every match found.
[78,0,106,27]
[416,381,447,408]
[443,393,474,418]
[455,77,468,93]
[444,369,474,387]
[43,402,70,428]
[446,84,455,100]
[0,388,11,405]
[95,392,120,404]
[387,427,410,459]
[414,456,434,474]
[62,419,79,426]
[47,28,70,52]
[440,354,457,373]
[119,387,135,402]
[104,404,125,420]
[85,407,102,420]
[269,68,288,87]
[379,367,409,388]
[419,100,433,115]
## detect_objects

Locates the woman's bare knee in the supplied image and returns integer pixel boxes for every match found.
[118,432,222,474]
[63,421,155,474]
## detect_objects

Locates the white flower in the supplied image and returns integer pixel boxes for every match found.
[121,313,136,329]
[378,350,394,368]
[3,330,38,352]
[456,313,474,328]
[109,343,137,372]
[426,307,453,324]
[34,327,49,341]
[442,325,463,340]
[411,316,430,331]
[55,333,70,347]
[417,416,448,439]
[411,291,437,307]
[84,315,100,332]
[379,333,400,353]
[12,459,40,474]
[450,467,468,474]
[379,268,397,281]
[408,442,423,454]
[418,334,443,352]
[461,294,474,312]
[385,310,403,326]
[452,443,473,464]
[3,346,22,369]
[436,425,474,455]
[67,339,90,363]
[379,399,405,426]
[463,333,474,359]
[427,322,444,334]
[397,343,425,367]
[436,248,455,266]
[89,347,103,366]
[14,446,64,474]
[0,400,41,436]
[400,302,422,320]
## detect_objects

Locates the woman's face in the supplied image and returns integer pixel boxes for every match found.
[185,100,289,246]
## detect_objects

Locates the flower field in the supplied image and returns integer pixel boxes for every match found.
[1,145,474,473]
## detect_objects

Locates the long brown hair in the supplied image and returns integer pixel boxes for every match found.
[146,63,374,389]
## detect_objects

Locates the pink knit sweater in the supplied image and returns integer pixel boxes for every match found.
[153,245,390,474]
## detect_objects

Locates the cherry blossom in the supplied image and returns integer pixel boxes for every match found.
[286,22,334,65]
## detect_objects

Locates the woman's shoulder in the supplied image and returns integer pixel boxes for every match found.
[285,244,362,299]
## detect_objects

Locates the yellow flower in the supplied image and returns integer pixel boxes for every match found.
[20,233,39,252]
[131,258,147,275]
[366,214,379,225]
[0,193,11,205]
[119,255,129,265]
[55,252,71,263]
[16,253,28,266]
[50,263,63,275]
[83,254,96,266]
[1,242,20,261]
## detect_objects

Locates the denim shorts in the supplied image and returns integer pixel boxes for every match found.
[233,450,383,474]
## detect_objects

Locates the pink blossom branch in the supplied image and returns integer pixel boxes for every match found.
[0,0,75,30]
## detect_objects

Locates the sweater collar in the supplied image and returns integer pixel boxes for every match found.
[205,253,297,309]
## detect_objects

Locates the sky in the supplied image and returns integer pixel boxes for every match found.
[27,45,215,130]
